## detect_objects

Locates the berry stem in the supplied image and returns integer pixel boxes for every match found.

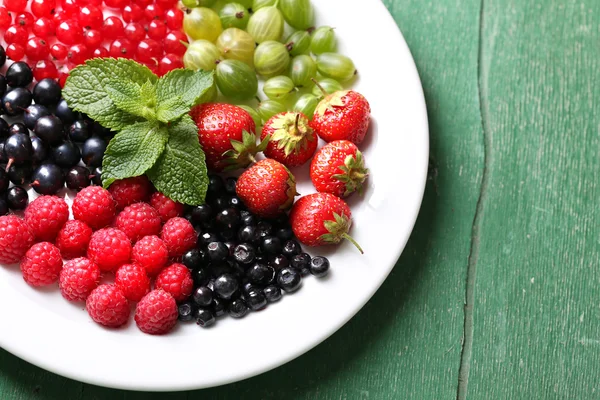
[342,233,364,254]
[311,78,328,97]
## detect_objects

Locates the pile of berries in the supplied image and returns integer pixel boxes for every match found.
[0,59,108,215]
[0,0,186,83]
[0,174,330,334]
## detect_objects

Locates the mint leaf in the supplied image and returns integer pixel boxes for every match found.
[102,121,169,188]
[63,58,157,130]
[147,115,208,205]
[105,80,157,121]
[156,69,214,112]
[156,96,188,124]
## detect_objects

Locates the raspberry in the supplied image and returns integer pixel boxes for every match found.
[0,216,34,264]
[56,220,93,259]
[150,192,184,223]
[87,228,132,272]
[24,195,69,241]
[86,284,131,328]
[154,263,193,302]
[59,257,100,301]
[20,242,63,287]
[108,176,153,210]
[115,202,162,242]
[160,217,196,258]
[72,186,116,230]
[115,263,150,302]
[131,235,169,276]
[135,289,178,335]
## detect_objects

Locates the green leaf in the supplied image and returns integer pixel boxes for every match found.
[105,80,157,121]
[156,96,189,123]
[156,69,215,111]
[101,121,169,188]
[63,58,157,130]
[147,115,208,205]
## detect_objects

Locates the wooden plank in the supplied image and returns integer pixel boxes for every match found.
[465,0,600,399]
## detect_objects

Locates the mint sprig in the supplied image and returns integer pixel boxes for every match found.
[63,58,214,205]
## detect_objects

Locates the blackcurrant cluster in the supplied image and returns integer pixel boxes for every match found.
[179,174,330,328]
[0,57,109,216]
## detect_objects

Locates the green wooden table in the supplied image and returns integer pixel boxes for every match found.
[2,0,599,398]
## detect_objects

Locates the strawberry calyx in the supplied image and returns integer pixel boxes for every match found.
[222,130,270,171]
[280,164,299,211]
[315,90,349,118]
[270,112,315,157]
[320,212,364,253]
[332,150,369,196]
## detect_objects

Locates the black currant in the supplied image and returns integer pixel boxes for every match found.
[192,268,211,286]
[91,166,102,185]
[238,224,260,243]
[30,136,48,163]
[92,122,112,138]
[269,255,289,270]
[233,243,256,265]
[190,204,213,225]
[192,286,214,307]
[261,236,282,255]
[68,120,92,142]
[277,267,302,293]
[0,197,7,216]
[195,308,216,327]
[23,104,51,130]
[4,133,32,166]
[212,297,227,317]
[213,273,239,299]
[216,207,240,227]
[81,137,106,167]
[6,186,28,210]
[0,168,8,193]
[182,248,208,270]
[263,285,282,303]
[52,141,80,168]
[65,166,90,191]
[246,262,275,286]
[7,163,33,185]
[0,118,8,140]
[54,99,80,124]
[240,210,256,226]
[34,115,64,145]
[6,62,33,87]
[257,220,273,238]
[207,241,229,262]
[32,78,62,106]
[198,231,220,247]
[245,287,267,311]
[31,163,65,195]
[178,302,195,322]
[224,177,237,194]
[282,240,302,258]
[228,298,248,319]
[8,122,28,136]
[310,256,330,278]
[2,87,32,116]
[207,173,225,195]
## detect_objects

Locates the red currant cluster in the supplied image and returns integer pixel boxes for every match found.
[0,0,187,86]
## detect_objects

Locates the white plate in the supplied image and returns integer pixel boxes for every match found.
[0,0,428,391]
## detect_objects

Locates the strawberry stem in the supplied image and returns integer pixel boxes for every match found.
[342,233,364,254]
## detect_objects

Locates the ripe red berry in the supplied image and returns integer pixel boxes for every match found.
[33,17,56,38]
[78,5,103,30]
[134,0,153,7]
[131,235,169,277]
[156,0,178,9]
[67,43,90,65]
[31,0,56,18]
[160,217,196,258]
[144,4,164,21]
[72,186,116,230]
[51,43,68,61]
[24,195,69,242]
[53,10,69,25]
[109,38,135,59]
[103,0,128,9]
[60,0,81,15]
[154,263,194,303]
[87,228,132,272]
[6,44,25,61]
[158,53,183,76]
[20,242,63,287]
[56,19,82,45]
[102,16,124,40]
[59,257,100,301]
[124,22,145,43]
[122,4,143,23]
[261,111,318,167]
[115,202,162,242]
[15,12,34,31]
[83,29,102,48]
[5,0,27,13]
[164,8,183,30]
[5,25,28,46]
[58,72,69,88]
[163,30,188,56]
[86,284,130,328]
[136,38,162,64]
[0,7,12,30]
[311,90,371,145]
[92,46,108,58]
[33,60,59,81]
[108,176,153,210]
[147,19,167,40]
[149,192,184,223]
[115,263,150,302]
[0,215,34,264]
[135,289,178,335]
[26,37,50,61]
[56,220,93,259]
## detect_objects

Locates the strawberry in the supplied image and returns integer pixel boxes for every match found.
[289,193,363,253]
[236,159,297,218]
[189,103,268,171]
[261,111,318,167]
[310,140,369,197]
[311,90,371,144]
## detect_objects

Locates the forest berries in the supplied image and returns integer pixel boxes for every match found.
[160,217,197,258]
[131,235,169,276]
[115,263,151,302]
[135,290,178,335]
[72,186,116,230]
[115,202,162,242]
[154,263,194,303]
[86,284,130,328]
[149,192,184,223]
[311,90,371,144]
[24,195,69,241]
[87,228,132,272]
[262,112,318,167]
[56,220,93,259]
[59,257,101,302]
[108,176,153,210]
[20,242,63,287]
[0,215,35,264]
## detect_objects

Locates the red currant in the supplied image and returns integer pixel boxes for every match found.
[5,25,28,46]
[82,0,102,5]
[164,8,183,30]
[136,38,162,63]
[145,62,159,75]
[56,19,83,45]
[102,16,124,40]
[158,53,183,76]
[33,17,56,38]
[124,23,145,43]
[33,59,59,81]
[122,4,143,23]
[31,0,56,18]
[163,31,188,57]
[61,0,81,15]
[53,10,69,25]
[51,43,69,61]
[83,29,102,48]
[59,72,69,88]
[104,0,128,9]
[92,46,109,58]
[26,37,51,61]
[135,0,153,7]
[67,44,90,65]
[156,0,178,9]
[144,4,164,21]
[147,19,167,40]
[109,38,135,59]
[15,12,34,31]
[0,7,12,30]
[78,5,104,30]
[6,44,26,61]
[5,0,27,13]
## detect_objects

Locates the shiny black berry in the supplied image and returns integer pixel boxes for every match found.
[81,137,106,168]
[216,207,240,227]
[34,115,64,145]
[282,240,301,257]
[65,166,90,191]
[0,75,5,99]
[269,254,289,270]
[8,164,33,185]
[52,141,80,168]
[263,285,282,303]
[30,136,48,163]
[4,133,32,165]
[6,186,28,210]
[182,248,208,270]
[2,87,32,116]
[213,273,239,299]
[0,198,7,216]
[33,79,62,107]
[6,62,33,87]
[23,104,51,130]
[238,224,259,243]
[240,210,256,226]
[245,287,267,311]
[54,99,79,124]
[277,267,301,293]
[9,122,28,136]
[207,173,224,195]
[195,308,216,327]
[212,297,227,317]
[178,302,195,322]
[0,143,6,163]
[261,236,282,255]
[228,298,248,318]
[291,253,311,269]
[246,262,275,286]
[0,118,8,139]
[0,168,8,193]
[189,204,213,225]
[198,231,219,247]
[257,220,273,238]
[192,267,211,286]
[233,243,255,264]
[224,177,237,194]
[92,122,112,138]
[310,256,330,278]
[91,167,102,185]
[207,241,229,262]
[68,120,92,142]
[192,286,213,307]
[211,194,229,210]
[276,227,294,241]
[31,163,65,195]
